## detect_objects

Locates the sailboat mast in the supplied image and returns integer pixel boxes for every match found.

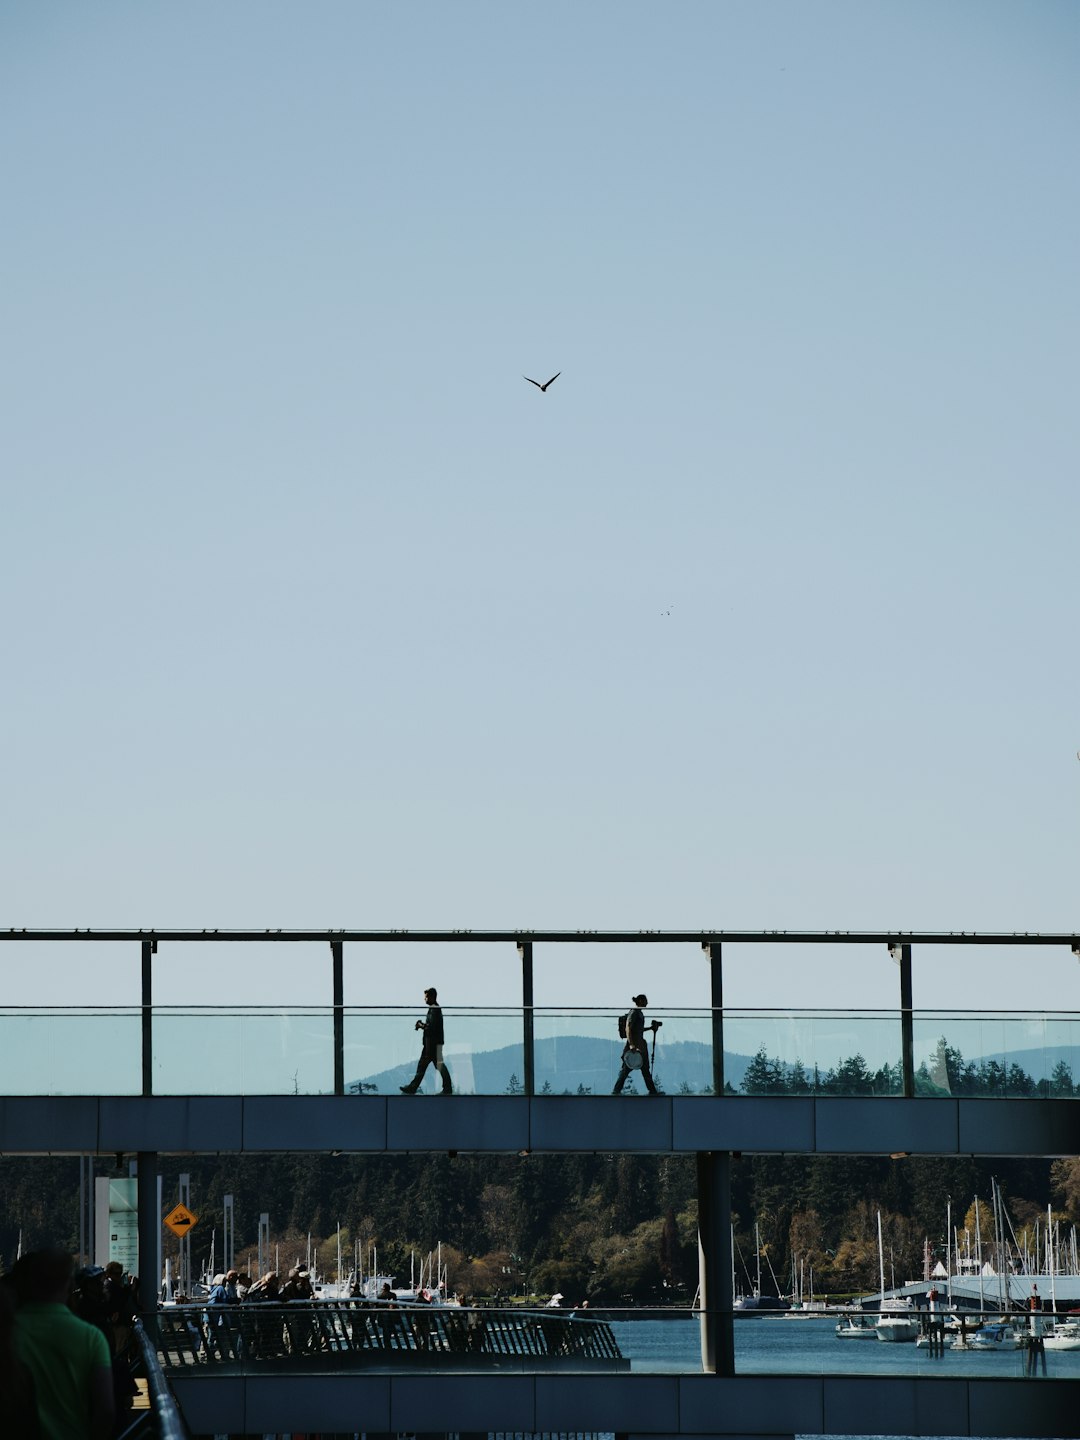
[730,1223,736,1303]
[945,1198,952,1308]
[755,1223,762,1296]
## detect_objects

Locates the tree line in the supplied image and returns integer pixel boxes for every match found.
[734,1039,1078,1098]
[2,1149,1078,1305]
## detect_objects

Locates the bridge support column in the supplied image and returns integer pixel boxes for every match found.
[697,1150,734,1376]
[137,1152,160,1339]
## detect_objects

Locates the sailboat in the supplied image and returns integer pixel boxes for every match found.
[874,1213,919,1343]
[733,1223,787,1316]
[1038,1203,1080,1350]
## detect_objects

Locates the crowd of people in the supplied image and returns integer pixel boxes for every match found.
[0,1249,139,1439]
[174,1263,321,1362]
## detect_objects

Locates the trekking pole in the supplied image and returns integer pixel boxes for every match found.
[650,1019,661,1068]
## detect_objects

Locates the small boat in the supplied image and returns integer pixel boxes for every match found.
[835,1314,877,1338]
[733,1292,787,1317]
[1043,1319,1080,1351]
[873,1213,919,1342]
[875,1303,921,1343]
[957,1321,1017,1349]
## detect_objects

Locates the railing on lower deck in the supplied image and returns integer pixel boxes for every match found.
[156,1301,1080,1380]
[158,1301,626,1372]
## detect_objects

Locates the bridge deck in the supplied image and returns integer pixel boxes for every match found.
[3,1092,1077,1156]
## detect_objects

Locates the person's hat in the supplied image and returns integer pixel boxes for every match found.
[632,994,648,1005]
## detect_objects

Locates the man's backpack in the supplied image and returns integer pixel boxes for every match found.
[618,1012,628,1040]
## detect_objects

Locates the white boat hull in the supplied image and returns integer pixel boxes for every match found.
[876,1318,920,1342]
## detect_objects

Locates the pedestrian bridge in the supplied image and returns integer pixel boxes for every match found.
[4,929,1079,1439]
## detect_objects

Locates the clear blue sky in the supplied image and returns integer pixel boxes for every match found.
[2,1,1077,1013]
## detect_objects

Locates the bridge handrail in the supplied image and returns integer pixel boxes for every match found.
[157,1299,624,1369]
[131,1317,189,1438]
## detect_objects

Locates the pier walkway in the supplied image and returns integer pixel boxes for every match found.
[3,930,1078,1439]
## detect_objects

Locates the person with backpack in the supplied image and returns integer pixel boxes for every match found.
[613,994,661,1095]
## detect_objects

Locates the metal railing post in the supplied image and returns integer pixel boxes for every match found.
[332,939,344,1096]
[518,942,534,1097]
[140,939,155,1098]
[891,942,915,1097]
[703,941,724,1095]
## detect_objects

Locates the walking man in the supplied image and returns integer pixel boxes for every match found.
[613,993,660,1095]
[400,987,453,1094]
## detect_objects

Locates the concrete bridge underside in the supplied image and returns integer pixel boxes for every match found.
[169,1371,1080,1439]
[1,1093,1077,1156]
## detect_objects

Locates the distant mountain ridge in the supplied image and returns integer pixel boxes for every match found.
[351,1034,1080,1096]
[352,1036,749,1095]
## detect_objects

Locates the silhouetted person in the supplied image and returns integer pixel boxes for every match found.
[12,1249,114,1440]
[613,994,660,1095]
[0,1280,41,1438]
[400,987,453,1094]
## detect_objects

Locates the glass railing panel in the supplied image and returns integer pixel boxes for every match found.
[152,1009,335,1095]
[4,1001,1076,1098]
[344,1009,525,1095]
[912,1013,1008,1097]
[0,1010,141,1095]
[913,1012,1080,1098]
[532,1009,715,1095]
[724,1012,903,1095]
[1040,1014,1080,1096]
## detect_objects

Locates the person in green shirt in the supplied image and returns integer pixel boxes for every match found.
[12,1250,114,1440]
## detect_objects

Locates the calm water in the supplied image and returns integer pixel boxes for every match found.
[607,1313,1080,1381]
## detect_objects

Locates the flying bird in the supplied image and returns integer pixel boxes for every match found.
[524,372,560,392]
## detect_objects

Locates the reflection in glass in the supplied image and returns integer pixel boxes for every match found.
[913,1013,1080,1098]
[726,1012,902,1096]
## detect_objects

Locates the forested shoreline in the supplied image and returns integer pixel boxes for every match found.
[3,1151,1077,1304]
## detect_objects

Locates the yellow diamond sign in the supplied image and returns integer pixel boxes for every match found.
[163,1203,199,1237]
